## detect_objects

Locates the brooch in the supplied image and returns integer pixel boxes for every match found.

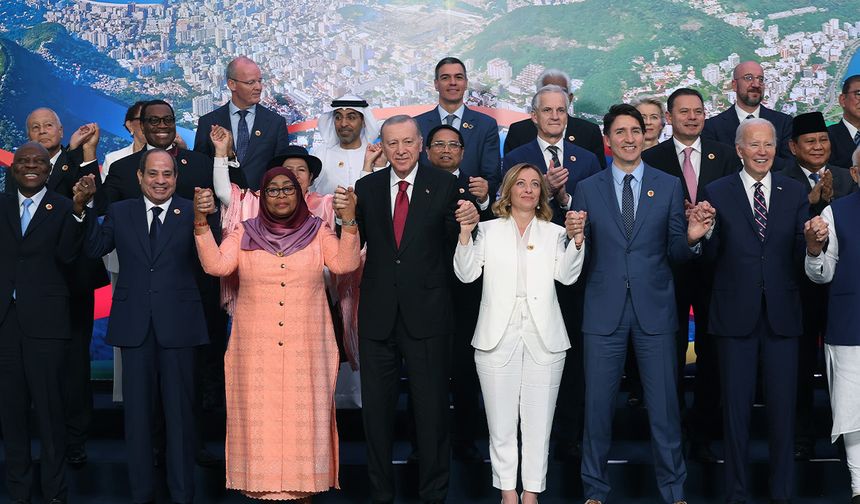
[174,208,181,215]
[647,190,655,197]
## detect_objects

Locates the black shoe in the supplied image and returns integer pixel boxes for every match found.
[48,499,67,504]
[452,441,483,462]
[196,447,221,467]
[12,499,31,504]
[794,443,814,461]
[67,444,88,466]
[769,500,791,504]
[690,441,718,463]
[553,440,582,462]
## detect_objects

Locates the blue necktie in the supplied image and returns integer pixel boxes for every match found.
[444,114,455,127]
[809,172,820,184]
[622,174,634,240]
[149,207,163,254]
[20,198,33,235]
[236,109,250,163]
[753,182,768,241]
[854,131,860,146]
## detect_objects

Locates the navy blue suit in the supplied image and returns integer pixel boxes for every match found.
[415,105,501,195]
[702,106,794,170]
[573,164,694,503]
[827,120,858,171]
[85,196,207,503]
[700,171,807,502]
[194,102,289,189]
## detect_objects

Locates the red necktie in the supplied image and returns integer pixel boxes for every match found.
[393,180,409,248]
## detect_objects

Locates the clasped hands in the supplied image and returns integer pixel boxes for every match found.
[71,173,97,217]
[804,215,829,256]
[685,200,716,245]
[564,210,587,248]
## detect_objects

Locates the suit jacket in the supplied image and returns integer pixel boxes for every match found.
[572,164,696,335]
[504,139,602,223]
[827,120,857,171]
[415,105,501,195]
[194,102,288,189]
[702,105,793,170]
[780,162,855,217]
[84,197,208,348]
[504,115,607,169]
[453,217,583,352]
[355,165,460,341]
[642,137,741,202]
[701,172,807,337]
[454,170,496,222]
[0,191,82,340]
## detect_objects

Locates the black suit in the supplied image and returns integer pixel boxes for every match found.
[827,120,858,170]
[702,106,794,170]
[643,138,741,446]
[0,190,83,503]
[355,165,459,503]
[503,115,607,169]
[781,162,855,451]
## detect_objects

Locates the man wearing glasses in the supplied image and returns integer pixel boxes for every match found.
[828,75,860,169]
[194,56,289,188]
[703,60,794,170]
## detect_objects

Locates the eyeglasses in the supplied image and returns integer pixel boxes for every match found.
[144,116,176,126]
[264,186,297,198]
[845,90,860,99]
[739,74,765,84]
[429,141,462,151]
[230,78,264,86]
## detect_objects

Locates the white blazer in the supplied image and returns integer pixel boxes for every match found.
[454,217,584,353]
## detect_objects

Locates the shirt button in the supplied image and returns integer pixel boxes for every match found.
[150,268,155,272]
[278,321,284,326]
[278,341,284,346]
[395,259,401,264]
[280,281,286,287]
[280,264,285,268]
[279,301,284,306]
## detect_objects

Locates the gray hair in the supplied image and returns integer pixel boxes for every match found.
[531,84,570,112]
[852,144,860,168]
[380,114,420,141]
[735,117,776,147]
[631,95,665,113]
[25,107,62,128]
[536,68,571,92]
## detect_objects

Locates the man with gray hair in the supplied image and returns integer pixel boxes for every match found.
[698,117,808,504]
[504,68,606,168]
[194,55,289,188]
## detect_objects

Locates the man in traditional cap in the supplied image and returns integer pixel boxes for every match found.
[783,111,855,460]
[311,94,381,196]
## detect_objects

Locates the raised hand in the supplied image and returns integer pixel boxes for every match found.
[363,143,386,173]
[468,176,489,203]
[456,199,479,240]
[210,125,234,158]
[546,160,570,205]
[69,123,96,150]
[333,185,357,222]
[804,216,829,256]
[687,200,716,244]
[72,173,97,216]
[820,169,834,202]
[194,187,217,217]
[565,210,587,247]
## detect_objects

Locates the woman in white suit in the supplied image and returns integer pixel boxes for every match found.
[454,162,587,504]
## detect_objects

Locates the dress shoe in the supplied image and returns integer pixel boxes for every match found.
[49,500,66,504]
[689,441,719,463]
[11,499,31,504]
[66,444,88,466]
[452,440,483,462]
[769,500,792,504]
[793,443,814,460]
[553,440,582,462]
[195,447,221,467]
[851,495,860,504]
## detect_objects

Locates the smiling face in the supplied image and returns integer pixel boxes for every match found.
[605,114,644,170]
[426,128,463,172]
[737,122,776,180]
[382,120,422,178]
[264,174,298,218]
[141,103,177,149]
[137,150,177,205]
[839,78,860,126]
[11,142,51,197]
[26,108,64,156]
[733,61,765,110]
[532,90,568,142]
[509,166,543,214]
[667,94,705,144]
[789,132,831,172]
[434,63,467,107]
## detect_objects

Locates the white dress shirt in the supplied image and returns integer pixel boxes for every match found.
[143,196,172,227]
[805,205,839,284]
[843,118,859,144]
[437,104,465,130]
[102,144,136,181]
[735,104,760,123]
[673,136,702,180]
[536,135,564,171]
[389,165,418,218]
[739,169,771,212]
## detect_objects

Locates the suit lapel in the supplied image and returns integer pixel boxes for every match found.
[728,175,760,239]
[397,167,431,253]
[630,167,656,242]
[699,142,722,187]
[244,107,270,158]
[596,170,626,239]
[783,164,811,194]
[23,192,54,239]
[152,199,183,261]
[47,150,67,191]
[459,106,476,150]
[5,195,21,240]
[375,167,397,252]
[764,177,786,244]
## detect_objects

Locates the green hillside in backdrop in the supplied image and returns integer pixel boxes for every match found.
[21,22,130,80]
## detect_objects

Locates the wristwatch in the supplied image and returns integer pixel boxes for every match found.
[341,219,357,227]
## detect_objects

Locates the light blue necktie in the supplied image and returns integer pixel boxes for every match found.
[20,198,33,234]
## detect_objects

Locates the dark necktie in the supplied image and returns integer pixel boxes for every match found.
[746,114,755,120]
[444,114,455,127]
[854,131,860,146]
[547,145,561,169]
[809,172,820,184]
[393,180,409,248]
[150,207,163,253]
[622,174,634,240]
[753,182,767,241]
[236,110,250,163]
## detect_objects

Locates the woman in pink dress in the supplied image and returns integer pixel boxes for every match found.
[194,167,360,501]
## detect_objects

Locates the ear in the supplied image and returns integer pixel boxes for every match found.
[788,140,797,157]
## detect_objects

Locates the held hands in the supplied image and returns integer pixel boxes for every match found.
[456,199,479,241]
[545,160,569,205]
[210,125,234,158]
[565,210,587,248]
[194,187,216,216]
[468,176,489,203]
[686,200,716,244]
[69,123,98,150]
[804,216,829,256]
[363,143,387,173]
[71,173,97,216]
[808,170,833,205]
[333,185,358,222]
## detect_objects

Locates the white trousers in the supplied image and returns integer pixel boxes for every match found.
[475,300,565,492]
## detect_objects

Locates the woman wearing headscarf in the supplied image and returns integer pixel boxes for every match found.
[194,166,360,501]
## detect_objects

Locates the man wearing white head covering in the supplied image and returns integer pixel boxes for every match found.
[311,94,381,195]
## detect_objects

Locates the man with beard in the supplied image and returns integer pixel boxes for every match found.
[703,61,793,170]
[311,94,382,195]
[194,56,289,188]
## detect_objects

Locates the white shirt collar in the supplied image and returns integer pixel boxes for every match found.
[49,150,61,169]
[437,104,465,123]
[143,196,173,214]
[739,168,771,191]
[843,118,859,139]
[672,136,701,156]
[735,103,760,123]
[18,186,48,209]
[390,164,419,187]
[536,135,563,153]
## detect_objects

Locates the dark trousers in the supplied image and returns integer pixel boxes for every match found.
[796,282,827,448]
[64,290,95,449]
[122,327,197,504]
[360,310,451,503]
[451,280,484,444]
[0,304,67,502]
[552,283,585,446]
[718,307,798,502]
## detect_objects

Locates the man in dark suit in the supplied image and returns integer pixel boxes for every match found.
[702,61,793,170]
[574,104,713,504]
[349,115,478,503]
[193,56,289,188]
[414,57,501,196]
[642,87,741,463]
[828,74,860,170]
[13,108,109,466]
[0,142,87,504]
[503,84,601,462]
[503,68,606,168]
[700,118,808,504]
[783,111,855,460]
[79,149,209,504]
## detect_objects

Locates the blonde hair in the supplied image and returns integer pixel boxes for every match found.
[493,163,553,221]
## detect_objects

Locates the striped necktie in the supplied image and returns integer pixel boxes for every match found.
[753,182,767,241]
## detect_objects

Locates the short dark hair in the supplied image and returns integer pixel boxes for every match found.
[603,103,646,135]
[123,101,147,133]
[140,99,174,120]
[425,124,464,149]
[434,57,467,80]
[138,148,177,175]
[666,88,703,112]
[842,74,860,95]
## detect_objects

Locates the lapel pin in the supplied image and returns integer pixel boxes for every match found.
[45,203,53,210]
[458,187,465,194]
[647,190,655,197]
[277,251,284,257]
[527,244,534,250]
[61,164,69,172]
[173,208,181,215]
[338,161,344,167]
[568,135,575,142]
[708,153,716,160]
[425,188,430,194]
[255,130,261,137]
[462,122,472,129]
[569,155,576,162]
[777,186,783,191]
[180,158,188,165]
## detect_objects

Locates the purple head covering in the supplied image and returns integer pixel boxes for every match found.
[241,167,322,255]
